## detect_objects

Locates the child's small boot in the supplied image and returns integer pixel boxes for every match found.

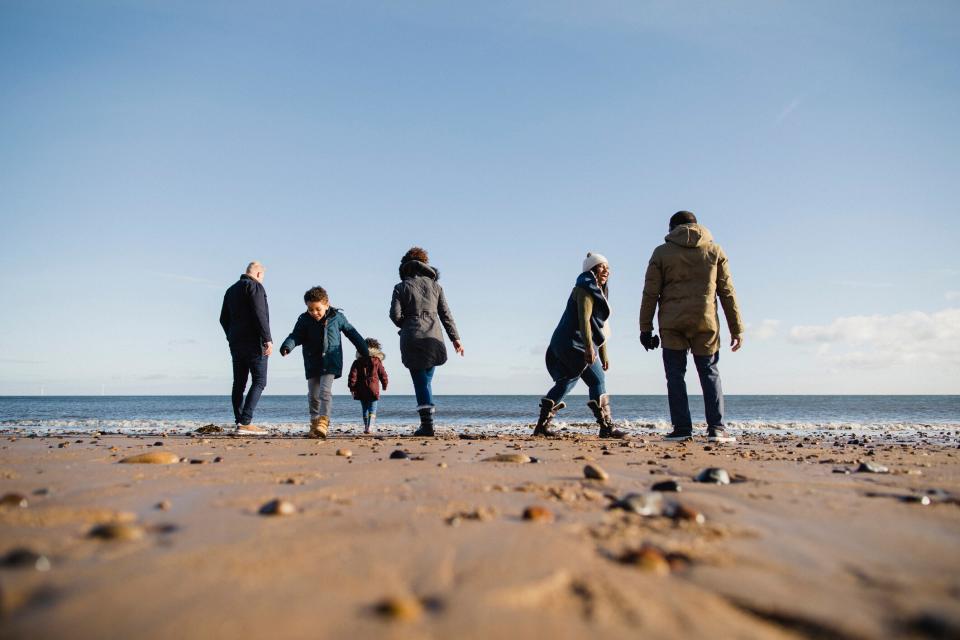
[366,413,376,434]
[309,416,329,439]
[532,398,565,437]
[413,407,435,437]
[587,395,627,439]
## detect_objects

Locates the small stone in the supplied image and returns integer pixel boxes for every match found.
[336,449,352,457]
[522,506,554,522]
[665,503,706,525]
[153,441,164,446]
[213,456,223,463]
[33,488,50,496]
[583,464,609,481]
[189,459,206,464]
[390,450,409,460]
[610,492,664,516]
[374,596,423,621]
[259,499,296,516]
[651,480,681,492]
[1,548,51,571]
[617,545,671,575]
[89,522,146,541]
[0,493,28,508]
[857,462,889,474]
[437,462,447,468]
[156,500,171,511]
[902,495,932,505]
[119,451,180,465]
[695,468,731,485]
[483,453,531,463]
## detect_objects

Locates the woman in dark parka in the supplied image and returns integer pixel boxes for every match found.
[533,252,627,439]
[389,247,464,436]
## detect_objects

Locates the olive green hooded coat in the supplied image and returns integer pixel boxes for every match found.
[638,224,743,355]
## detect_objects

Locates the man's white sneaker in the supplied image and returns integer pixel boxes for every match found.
[707,429,736,443]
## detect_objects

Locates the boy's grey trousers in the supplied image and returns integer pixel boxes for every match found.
[307,374,335,419]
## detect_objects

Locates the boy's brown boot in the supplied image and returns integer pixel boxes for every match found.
[308,416,329,439]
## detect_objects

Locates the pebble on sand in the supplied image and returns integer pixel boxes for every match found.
[89,522,147,541]
[2,548,51,572]
[522,505,555,522]
[373,596,423,621]
[610,492,664,516]
[156,500,172,511]
[336,449,352,457]
[617,545,671,576]
[651,480,682,492]
[665,503,706,525]
[259,499,296,516]
[483,453,531,463]
[857,461,890,474]
[695,468,731,485]
[583,464,609,481]
[119,451,181,465]
[0,493,28,508]
[195,424,224,435]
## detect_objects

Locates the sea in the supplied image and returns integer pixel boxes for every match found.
[0,395,958,440]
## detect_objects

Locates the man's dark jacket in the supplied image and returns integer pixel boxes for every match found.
[220,275,272,355]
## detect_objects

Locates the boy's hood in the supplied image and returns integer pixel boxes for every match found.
[399,260,439,280]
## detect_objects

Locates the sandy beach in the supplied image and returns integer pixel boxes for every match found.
[1,429,959,639]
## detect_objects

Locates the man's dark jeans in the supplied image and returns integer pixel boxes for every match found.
[231,349,268,425]
[662,348,724,433]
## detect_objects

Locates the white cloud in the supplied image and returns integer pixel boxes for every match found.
[946,291,960,301]
[789,308,960,369]
[749,319,780,340]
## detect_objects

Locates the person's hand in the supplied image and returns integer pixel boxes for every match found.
[279,346,290,357]
[731,335,743,352]
[640,331,660,351]
[584,348,596,367]
[263,342,273,357]
[453,340,465,356]
[602,359,609,372]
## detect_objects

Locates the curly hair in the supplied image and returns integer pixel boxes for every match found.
[401,246,429,264]
[365,337,382,350]
[303,286,329,304]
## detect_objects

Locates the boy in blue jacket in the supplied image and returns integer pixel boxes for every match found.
[280,286,370,439]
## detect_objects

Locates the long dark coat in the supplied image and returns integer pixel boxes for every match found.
[389,261,460,371]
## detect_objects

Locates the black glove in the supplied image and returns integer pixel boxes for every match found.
[279,346,290,356]
[640,331,660,351]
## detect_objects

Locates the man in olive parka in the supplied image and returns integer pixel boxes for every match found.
[638,211,744,442]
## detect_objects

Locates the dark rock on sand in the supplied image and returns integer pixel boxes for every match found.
[373,596,423,621]
[195,424,224,435]
[0,493,28,508]
[89,522,147,541]
[664,502,706,524]
[390,450,409,460]
[695,468,731,485]
[259,499,296,516]
[857,461,889,474]
[616,545,671,575]
[651,480,681,492]
[2,548,51,572]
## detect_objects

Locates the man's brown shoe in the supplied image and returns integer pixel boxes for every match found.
[236,423,268,435]
[308,416,329,439]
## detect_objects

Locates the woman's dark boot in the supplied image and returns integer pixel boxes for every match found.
[413,407,435,437]
[587,394,627,439]
[533,398,565,437]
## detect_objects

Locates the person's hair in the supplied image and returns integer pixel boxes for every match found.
[365,337,382,350]
[669,211,697,229]
[401,246,429,264]
[303,286,329,304]
[245,261,264,275]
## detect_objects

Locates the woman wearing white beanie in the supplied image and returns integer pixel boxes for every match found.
[533,252,626,439]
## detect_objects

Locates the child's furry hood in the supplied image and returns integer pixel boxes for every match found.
[356,347,385,361]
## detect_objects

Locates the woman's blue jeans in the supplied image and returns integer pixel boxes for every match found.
[409,367,436,408]
[545,360,606,403]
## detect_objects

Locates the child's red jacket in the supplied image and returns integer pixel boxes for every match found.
[347,349,389,402]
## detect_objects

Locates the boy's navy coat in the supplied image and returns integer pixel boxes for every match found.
[281,309,369,379]
[219,274,272,355]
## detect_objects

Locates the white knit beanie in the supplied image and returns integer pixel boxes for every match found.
[582,252,609,273]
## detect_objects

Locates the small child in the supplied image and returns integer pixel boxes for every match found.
[347,338,389,434]
[279,286,370,439]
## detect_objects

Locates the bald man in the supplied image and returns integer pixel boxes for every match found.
[220,261,273,434]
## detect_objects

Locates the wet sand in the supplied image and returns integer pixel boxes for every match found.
[1,430,959,639]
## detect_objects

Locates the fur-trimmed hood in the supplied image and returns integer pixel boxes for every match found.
[356,347,385,361]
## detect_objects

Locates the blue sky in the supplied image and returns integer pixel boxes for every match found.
[1,1,958,395]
